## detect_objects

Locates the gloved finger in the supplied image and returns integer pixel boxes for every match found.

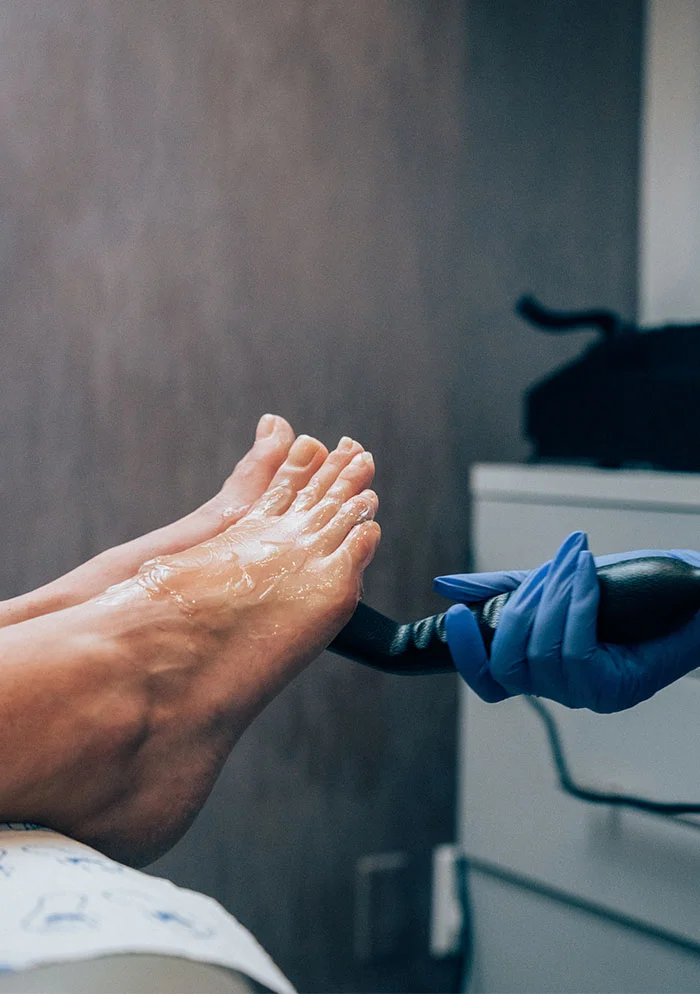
[434,569,530,603]
[445,604,510,702]
[527,531,588,704]
[563,550,600,658]
[636,607,700,699]
[669,549,700,568]
[489,559,552,696]
[565,550,700,712]
[562,549,602,710]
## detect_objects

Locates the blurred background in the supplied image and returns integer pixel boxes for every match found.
[0,0,684,991]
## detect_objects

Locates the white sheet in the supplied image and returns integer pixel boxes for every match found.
[0,823,295,994]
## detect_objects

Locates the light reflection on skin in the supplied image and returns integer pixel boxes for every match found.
[96,489,376,629]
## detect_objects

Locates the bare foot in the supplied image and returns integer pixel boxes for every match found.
[0,414,297,627]
[43,434,380,864]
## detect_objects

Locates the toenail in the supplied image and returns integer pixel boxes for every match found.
[289,435,319,466]
[352,451,374,467]
[256,413,277,439]
[354,500,375,521]
[337,436,355,452]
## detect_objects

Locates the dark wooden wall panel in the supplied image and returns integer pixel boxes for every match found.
[0,1,642,990]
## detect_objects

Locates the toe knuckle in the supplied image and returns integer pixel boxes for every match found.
[339,578,362,612]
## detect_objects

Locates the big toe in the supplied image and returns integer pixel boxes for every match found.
[214,415,295,517]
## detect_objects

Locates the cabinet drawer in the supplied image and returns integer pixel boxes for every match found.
[460,681,700,943]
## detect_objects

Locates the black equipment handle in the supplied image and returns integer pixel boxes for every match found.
[328,556,700,675]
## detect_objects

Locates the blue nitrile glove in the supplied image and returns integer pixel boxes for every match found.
[434,531,700,713]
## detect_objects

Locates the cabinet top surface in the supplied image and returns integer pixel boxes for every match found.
[471,463,700,509]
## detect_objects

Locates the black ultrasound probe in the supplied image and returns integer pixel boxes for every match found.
[329,557,700,674]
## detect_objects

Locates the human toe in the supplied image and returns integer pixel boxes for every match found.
[291,437,365,512]
[302,451,375,529]
[246,434,328,516]
[332,519,381,574]
[312,489,378,555]
[212,415,296,521]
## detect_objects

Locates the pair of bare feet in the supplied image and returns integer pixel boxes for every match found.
[0,415,380,866]
[0,414,379,629]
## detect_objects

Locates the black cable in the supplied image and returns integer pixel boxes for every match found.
[516,295,627,340]
[525,695,700,815]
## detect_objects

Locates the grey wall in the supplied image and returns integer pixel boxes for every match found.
[456,0,643,469]
[0,1,642,991]
[640,0,700,324]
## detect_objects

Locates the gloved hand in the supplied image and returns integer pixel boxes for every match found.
[434,531,700,712]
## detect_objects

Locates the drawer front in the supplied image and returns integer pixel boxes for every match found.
[460,683,700,943]
[468,871,700,994]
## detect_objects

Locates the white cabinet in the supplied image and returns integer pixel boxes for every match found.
[461,464,700,993]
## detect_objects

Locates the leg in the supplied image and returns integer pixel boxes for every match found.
[0,415,296,627]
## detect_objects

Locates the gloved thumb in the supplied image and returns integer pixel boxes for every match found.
[444,604,511,703]
[434,569,530,603]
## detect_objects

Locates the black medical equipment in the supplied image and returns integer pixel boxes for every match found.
[330,555,700,819]
[519,296,700,470]
[329,555,700,674]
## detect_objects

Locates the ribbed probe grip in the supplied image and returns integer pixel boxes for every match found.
[329,557,700,675]
[329,602,453,674]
